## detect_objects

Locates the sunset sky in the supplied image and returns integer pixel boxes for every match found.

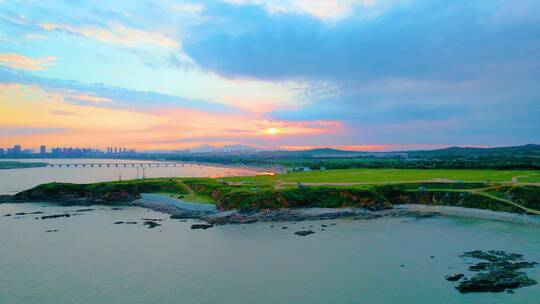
[1,0,539,151]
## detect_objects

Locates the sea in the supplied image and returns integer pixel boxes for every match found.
[1,160,539,303]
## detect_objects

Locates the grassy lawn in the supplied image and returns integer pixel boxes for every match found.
[225,169,539,184]
[157,192,216,204]
[518,173,540,183]
[179,192,215,204]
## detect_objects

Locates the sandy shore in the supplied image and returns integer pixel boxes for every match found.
[402,204,540,225]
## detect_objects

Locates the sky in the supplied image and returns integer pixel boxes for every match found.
[0,0,539,151]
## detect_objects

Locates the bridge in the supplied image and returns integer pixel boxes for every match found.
[47,162,198,168]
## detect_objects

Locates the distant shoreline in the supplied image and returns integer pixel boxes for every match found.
[0,161,48,170]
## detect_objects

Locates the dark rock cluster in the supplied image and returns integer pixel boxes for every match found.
[143,221,161,229]
[450,250,537,293]
[41,214,70,219]
[445,274,464,281]
[191,223,213,230]
[0,195,13,203]
[294,230,315,236]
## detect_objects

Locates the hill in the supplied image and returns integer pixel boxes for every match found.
[406,144,540,158]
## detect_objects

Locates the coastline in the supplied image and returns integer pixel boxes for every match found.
[8,173,540,223]
[401,204,540,225]
[130,193,540,225]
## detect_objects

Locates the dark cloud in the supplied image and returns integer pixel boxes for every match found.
[183,0,540,82]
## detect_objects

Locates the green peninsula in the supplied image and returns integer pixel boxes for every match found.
[10,168,540,215]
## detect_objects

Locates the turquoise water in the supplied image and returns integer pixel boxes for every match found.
[1,203,539,304]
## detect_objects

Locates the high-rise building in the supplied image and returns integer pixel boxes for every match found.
[13,145,21,155]
[0,148,4,155]
[40,145,46,154]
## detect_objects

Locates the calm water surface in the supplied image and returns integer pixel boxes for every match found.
[1,203,539,304]
[1,163,539,303]
[0,158,260,194]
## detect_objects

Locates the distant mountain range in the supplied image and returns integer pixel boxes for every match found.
[404,144,540,158]
[254,144,540,159]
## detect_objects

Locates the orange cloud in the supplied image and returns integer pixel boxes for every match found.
[147,107,341,142]
[0,53,56,71]
[0,83,343,150]
[40,23,179,48]
[50,89,113,104]
[0,83,166,147]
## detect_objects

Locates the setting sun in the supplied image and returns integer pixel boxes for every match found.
[265,127,279,135]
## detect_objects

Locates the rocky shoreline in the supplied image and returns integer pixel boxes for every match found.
[129,194,540,227]
[129,195,440,226]
[0,195,13,203]
[4,191,539,227]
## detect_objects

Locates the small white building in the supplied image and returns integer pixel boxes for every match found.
[291,166,312,172]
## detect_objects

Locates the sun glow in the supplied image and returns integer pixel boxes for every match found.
[265,127,279,135]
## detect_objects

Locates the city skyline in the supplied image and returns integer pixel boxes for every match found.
[1,1,539,151]
[0,144,136,155]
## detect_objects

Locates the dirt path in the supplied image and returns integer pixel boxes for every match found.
[276,180,455,188]
[512,173,538,183]
[276,180,540,188]
[472,191,540,216]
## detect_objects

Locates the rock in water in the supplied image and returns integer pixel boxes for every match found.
[41,214,70,219]
[294,230,315,236]
[143,221,161,229]
[457,270,536,293]
[15,211,43,216]
[454,250,537,293]
[445,274,464,281]
[191,223,213,230]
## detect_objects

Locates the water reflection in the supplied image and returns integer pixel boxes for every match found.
[0,158,260,194]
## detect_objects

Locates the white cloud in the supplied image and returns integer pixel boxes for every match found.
[221,0,379,20]
[170,2,205,15]
[0,53,56,71]
[40,23,179,49]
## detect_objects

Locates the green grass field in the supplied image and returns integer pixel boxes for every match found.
[224,168,540,184]
[156,191,216,204]
[517,173,540,183]
[15,169,540,214]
